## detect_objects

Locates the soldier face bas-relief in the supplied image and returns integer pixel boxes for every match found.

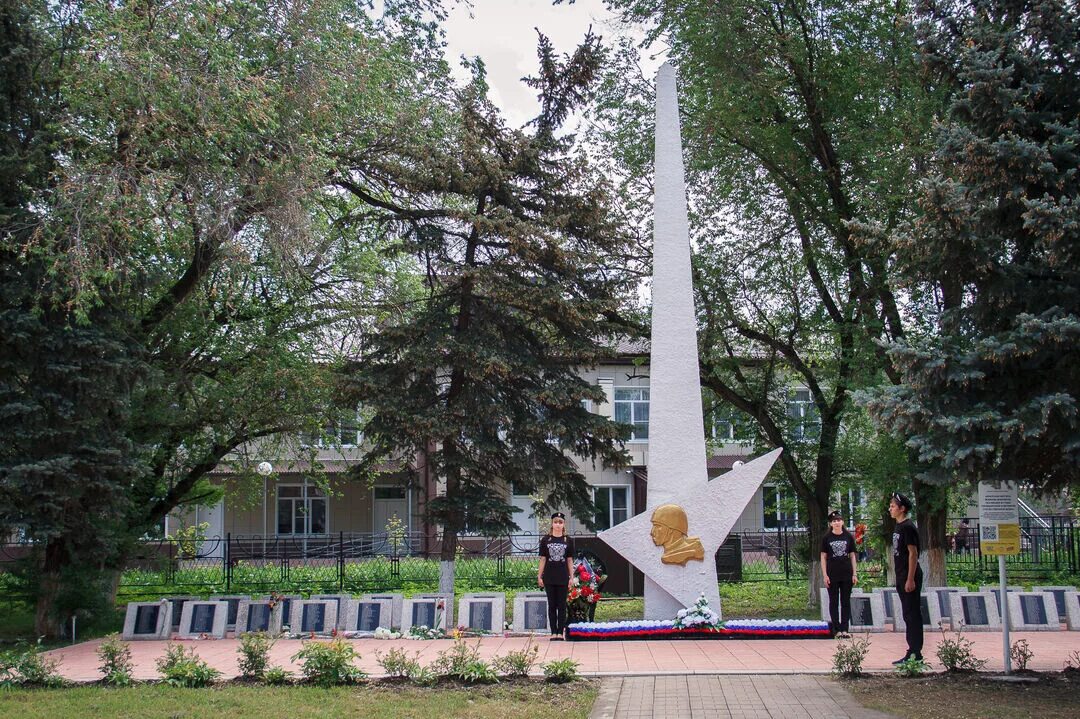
[650,504,705,566]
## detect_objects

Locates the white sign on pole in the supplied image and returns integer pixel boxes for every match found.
[978,482,1020,555]
[979,481,1019,674]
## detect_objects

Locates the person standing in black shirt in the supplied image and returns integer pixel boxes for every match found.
[538,512,575,639]
[890,492,923,663]
[819,510,858,637]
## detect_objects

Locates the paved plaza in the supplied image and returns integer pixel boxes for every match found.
[44,630,1078,682]
[589,675,897,719]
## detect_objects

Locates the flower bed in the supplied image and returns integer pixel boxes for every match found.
[566,618,830,641]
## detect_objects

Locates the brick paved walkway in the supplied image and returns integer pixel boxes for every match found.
[588,675,898,719]
[43,630,1078,682]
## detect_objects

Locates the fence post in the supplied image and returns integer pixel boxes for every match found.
[782,526,790,580]
[224,533,231,592]
[339,531,345,592]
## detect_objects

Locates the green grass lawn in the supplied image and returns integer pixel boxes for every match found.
[0,681,598,719]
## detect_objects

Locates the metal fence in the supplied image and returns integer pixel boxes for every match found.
[1,519,1075,601]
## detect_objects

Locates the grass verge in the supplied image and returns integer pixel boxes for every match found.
[0,680,598,719]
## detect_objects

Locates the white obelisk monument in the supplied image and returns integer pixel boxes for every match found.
[642,62,710,619]
[598,63,783,620]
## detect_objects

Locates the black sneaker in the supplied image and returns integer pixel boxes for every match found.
[892,654,912,665]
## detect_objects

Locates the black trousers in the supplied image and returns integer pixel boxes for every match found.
[826,578,853,633]
[545,583,568,635]
[897,569,924,656]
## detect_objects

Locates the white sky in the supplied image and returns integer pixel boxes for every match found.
[442,0,663,128]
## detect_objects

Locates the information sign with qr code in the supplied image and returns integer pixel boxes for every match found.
[978,482,1020,556]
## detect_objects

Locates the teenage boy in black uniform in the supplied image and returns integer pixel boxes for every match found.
[889,492,923,663]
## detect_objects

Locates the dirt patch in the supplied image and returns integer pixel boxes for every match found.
[842,671,1080,719]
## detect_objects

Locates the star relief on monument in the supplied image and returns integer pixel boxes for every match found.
[599,448,783,616]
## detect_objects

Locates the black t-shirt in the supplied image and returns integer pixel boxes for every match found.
[892,518,921,586]
[820,530,856,581]
[539,534,575,586]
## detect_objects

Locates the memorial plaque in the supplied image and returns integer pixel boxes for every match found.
[190,604,217,634]
[412,601,436,629]
[962,596,990,626]
[850,596,872,627]
[134,605,160,635]
[281,597,293,622]
[357,603,382,632]
[301,603,326,633]
[1033,587,1072,618]
[919,596,932,626]
[225,598,240,625]
[468,602,494,631]
[168,597,191,628]
[246,604,271,632]
[524,600,548,631]
[1020,595,1048,625]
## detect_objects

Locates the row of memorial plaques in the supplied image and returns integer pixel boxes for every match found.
[817,587,1080,633]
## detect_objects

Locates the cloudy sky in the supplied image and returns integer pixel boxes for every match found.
[442,0,663,127]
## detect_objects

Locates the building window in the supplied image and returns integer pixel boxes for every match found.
[787,389,819,440]
[762,485,798,530]
[614,388,649,441]
[276,484,328,535]
[593,486,630,531]
[302,411,363,448]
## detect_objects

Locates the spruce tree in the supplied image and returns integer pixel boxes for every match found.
[862,0,1080,490]
[336,34,636,589]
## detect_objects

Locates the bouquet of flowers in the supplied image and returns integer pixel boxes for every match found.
[673,594,721,630]
[567,558,605,620]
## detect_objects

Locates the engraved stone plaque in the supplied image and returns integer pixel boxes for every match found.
[190,604,217,634]
[962,596,989,626]
[850,596,872,627]
[412,601,436,629]
[246,604,271,632]
[357,603,382,632]
[468,602,493,631]
[524,600,548,631]
[1020,595,1048,625]
[301,603,326,633]
[134,605,160,635]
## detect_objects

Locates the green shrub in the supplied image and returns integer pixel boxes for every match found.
[407,663,439,686]
[1011,639,1034,672]
[237,632,276,680]
[831,633,872,677]
[96,634,134,686]
[0,639,66,688]
[542,658,580,683]
[894,656,930,677]
[263,665,292,685]
[376,647,420,679]
[493,639,539,677]
[431,637,481,679]
[155,644,221,688]
[935,625,987,673]
[458,659,499,684]
[291,637,365,687]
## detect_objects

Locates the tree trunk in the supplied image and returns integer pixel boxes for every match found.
[881,500,897,586]
[34,538,67,639]
[438,529,457,593]
[805,500,828,608]
[914,478,948,586]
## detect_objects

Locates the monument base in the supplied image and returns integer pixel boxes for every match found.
[566,618,830,641]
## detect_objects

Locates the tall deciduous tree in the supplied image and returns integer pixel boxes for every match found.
[1,0,440,635]
[861,0,1080,492]
[336,34,636,591]
[592,0,947,599]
